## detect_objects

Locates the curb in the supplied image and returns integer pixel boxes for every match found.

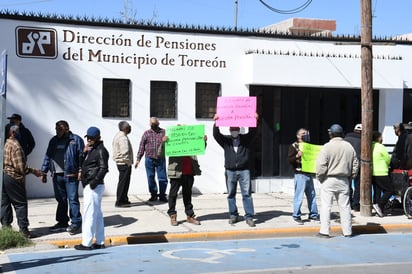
[47,223,412,248]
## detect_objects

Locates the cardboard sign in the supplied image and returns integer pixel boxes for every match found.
[165,124,205,156]
[299,143,323,173]
[216,96,256,127]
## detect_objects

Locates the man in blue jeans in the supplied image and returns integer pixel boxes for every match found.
[213,113,258,227]
[135,117,168,202]
[40,120,84,235]
[287,128,319,225]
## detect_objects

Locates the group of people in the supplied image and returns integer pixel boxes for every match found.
[288,122,408,238]
[2,112,260,249]
[2,115,109,250]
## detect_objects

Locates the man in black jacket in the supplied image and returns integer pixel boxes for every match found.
[75,127,109,251]
[344,124,362,211]
[213,113,258,227]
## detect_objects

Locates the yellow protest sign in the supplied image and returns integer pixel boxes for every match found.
[299,143,323,173]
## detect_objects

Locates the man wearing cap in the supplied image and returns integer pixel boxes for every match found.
[391,123,408,169]
[40,120,84,235]
[75,127,109,251]
[5,113,35,157]
[316,124,359,238]
[343,123,362,211]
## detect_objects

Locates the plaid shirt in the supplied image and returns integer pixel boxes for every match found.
[3,137,27,182]
[136,128,165,160]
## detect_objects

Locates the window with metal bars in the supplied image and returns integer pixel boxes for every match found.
[150,81,177,118]
[102,78,130,118]
[195,82,221,119]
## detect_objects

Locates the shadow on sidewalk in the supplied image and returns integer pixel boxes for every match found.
[104,214,137,228]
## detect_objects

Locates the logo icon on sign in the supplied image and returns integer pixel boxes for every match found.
[16,27,57,59]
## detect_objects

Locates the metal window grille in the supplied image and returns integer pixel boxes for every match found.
[195,82,221,118]
[150,81,177,118]
[102,78,130,118]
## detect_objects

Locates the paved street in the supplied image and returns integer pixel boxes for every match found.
[1,233,412,273]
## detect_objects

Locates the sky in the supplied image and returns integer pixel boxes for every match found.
[0,0,411,37]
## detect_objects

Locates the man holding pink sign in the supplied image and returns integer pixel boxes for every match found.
[213,97,258,227]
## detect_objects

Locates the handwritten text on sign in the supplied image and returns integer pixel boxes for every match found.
[299,143,323,174]
[216,96,256,127]
[166,125,205,157]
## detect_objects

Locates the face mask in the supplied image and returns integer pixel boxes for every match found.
[231,131,239,138]
[151,124,159,131]
[302,133,310,142]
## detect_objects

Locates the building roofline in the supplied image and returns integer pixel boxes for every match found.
[1,10,412,45]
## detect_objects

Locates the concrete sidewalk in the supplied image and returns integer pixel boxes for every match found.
[5,192,412,252]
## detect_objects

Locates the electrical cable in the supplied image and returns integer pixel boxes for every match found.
[258,0,313,14]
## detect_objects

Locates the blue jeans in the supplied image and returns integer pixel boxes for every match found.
[144,157,168,197]
[293,173,318,219]
[53,174,82,227]
[225,169,254,219]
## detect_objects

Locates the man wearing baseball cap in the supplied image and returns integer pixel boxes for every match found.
[5,113,35,157]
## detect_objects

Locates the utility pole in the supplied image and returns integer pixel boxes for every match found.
[360,0,373,216]
[234,0,238,30]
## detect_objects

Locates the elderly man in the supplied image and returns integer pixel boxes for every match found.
[112,121,134,207]
[316,124,359,238]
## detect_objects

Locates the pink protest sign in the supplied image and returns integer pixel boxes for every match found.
[216,96,257,127]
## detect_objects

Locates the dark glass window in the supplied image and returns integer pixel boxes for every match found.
[102,78,130,118]
[150,81,177,118]
[195,82,221,119]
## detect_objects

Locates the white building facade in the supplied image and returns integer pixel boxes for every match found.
[1,12,411,198]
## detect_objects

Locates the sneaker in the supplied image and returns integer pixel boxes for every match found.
[67,225,81,235]
[316,232,330,239]
[49,223,68,232]
[246,219,256,227]
[92,243,106,249]
[229,216,240,224]
[186,215,201,225]
[373,204,384,217]
[309,216,320,222]
[293,217,304,225]
[74,244,93,251]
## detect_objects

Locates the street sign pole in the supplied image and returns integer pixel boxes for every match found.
[0,50,8,209]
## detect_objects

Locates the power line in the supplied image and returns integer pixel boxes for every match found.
[0,0,53,8]
[258,0,313,14]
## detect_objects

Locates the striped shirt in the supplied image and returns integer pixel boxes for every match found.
[3,137,27,182]
[136,128,165,160]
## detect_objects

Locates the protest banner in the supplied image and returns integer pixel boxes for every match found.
[216,96,256,127]
[165,124,205,156]
[299,143,323,173]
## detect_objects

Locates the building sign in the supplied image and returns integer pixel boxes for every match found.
[15,27,57,58]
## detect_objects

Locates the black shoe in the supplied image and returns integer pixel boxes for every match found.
[123,200,131,205]
[49,223,68,232]
[344,234,353,238]
[92,243,106,249]
[20,228,34,239]
[67,225,81,235]
[293,217,304,225]
[115,203,131,208]
[158,196,168,203]
[316,232,330,239]
[148,196,157,202]
[74,244,93,251]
